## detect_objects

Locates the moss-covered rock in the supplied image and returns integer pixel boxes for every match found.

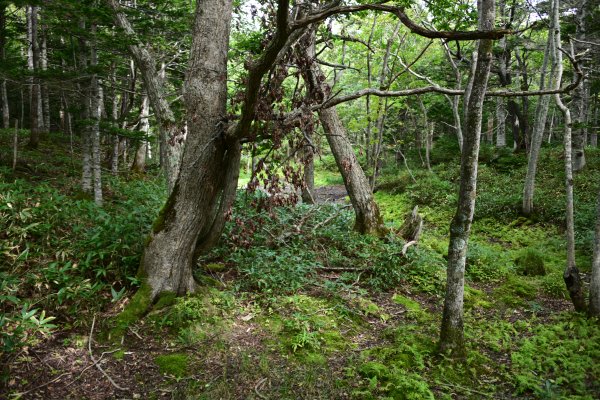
[515,249,546,276]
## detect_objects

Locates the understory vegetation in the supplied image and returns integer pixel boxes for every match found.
[1,131,599,399]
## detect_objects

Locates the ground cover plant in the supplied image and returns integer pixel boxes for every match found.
[1,129,599,399]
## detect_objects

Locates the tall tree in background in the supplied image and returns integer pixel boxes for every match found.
[552,0,587,312]
[439,0,495,357]
[298,26,387,236]
[523,9,558,216]
[27,5,42,149]
[0,1,9,129]
[107,0,183,192]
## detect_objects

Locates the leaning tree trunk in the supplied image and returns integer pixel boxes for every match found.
[552,0,586,312]
[140,0,237,299]
[522,23,556,216]
[107,0,182,192]
[439,0,495,358]
[301,131,315,204]
[300,28,386,236]
[589,186,600,317]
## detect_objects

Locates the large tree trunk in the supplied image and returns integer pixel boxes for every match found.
[552,0,586,312]
[439,0,494,357]
[571,0,589,172]
[27,6,42,149]
[589,187,600,317]
[300,28,386,236]
[522,23,556,216]
[140,0,237,299]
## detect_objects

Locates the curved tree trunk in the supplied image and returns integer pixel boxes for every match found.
[141,0,235,299]
[300,28,386,236]
[107,0,182,193]
[552,0,586,312]
[522,24,556,216]
[439,0,495,358]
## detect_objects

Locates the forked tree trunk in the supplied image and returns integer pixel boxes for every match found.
[522,23,556,216]
[140,0,237,299]
[439,0,494,358]
[300,28,386,236]
[552,0,586,312]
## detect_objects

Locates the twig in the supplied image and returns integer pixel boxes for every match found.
[89,315,129,391]
[401,240,417,256]
[12,372,71,397]
[316,266,370,272]
[437,381,493,398]
[311,205,352,233]
[254,377,268,400]
[65,349,122,388]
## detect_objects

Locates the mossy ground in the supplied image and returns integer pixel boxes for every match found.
[3,131,600,398]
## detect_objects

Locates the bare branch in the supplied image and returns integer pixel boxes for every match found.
[316,58,360,72]
[292,3,511,40]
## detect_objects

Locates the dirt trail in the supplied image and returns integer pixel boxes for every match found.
[313,185,348,204]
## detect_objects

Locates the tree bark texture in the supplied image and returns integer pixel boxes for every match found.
[302,132,315,204]
[0,3,9,129]
[90,24,102,206]
[27,6,42,149]
[107,0,182,192]
[131,93,150,173]
[571,0,589,172]
[522,24,556,216]
[301,28,386,236]
[552,0,587,312]
[440,0,495,357]
[141,0,237,299]
[589,186,600,317]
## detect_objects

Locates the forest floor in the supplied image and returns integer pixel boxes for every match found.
[1,131,600,399]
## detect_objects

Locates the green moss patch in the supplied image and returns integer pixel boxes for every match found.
[109,283,153,341]
[155,353,189,378]
[515,249,546,276]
